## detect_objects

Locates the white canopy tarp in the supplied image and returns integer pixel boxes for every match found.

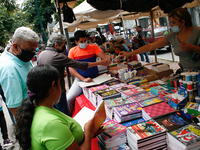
[53,1,120,32]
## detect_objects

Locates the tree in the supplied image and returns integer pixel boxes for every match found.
[0,4,15,46]
[23,0,56,33]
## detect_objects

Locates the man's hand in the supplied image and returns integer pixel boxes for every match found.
[83,77,93,82]
[100,59,111,66]
[181,43,194,52]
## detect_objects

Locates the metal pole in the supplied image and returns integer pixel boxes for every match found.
[150,10,157,63]
[64,28,73,87]
[57,3,64,35]
[166,16,175,62]
[34,0,48,44]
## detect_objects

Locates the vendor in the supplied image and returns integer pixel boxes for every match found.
[120,8,200,70]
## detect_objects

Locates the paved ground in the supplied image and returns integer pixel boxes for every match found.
[0,51,180,150]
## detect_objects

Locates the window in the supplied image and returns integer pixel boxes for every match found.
[144,31,152,38]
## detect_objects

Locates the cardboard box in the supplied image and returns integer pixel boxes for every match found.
[143,63,173,78]
[184,102,200,117]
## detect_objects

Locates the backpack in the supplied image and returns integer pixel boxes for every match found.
[61,3,76,23]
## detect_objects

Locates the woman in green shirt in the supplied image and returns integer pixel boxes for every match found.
[15,65,95,150]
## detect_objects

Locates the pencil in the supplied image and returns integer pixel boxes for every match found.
[111,56,119,62]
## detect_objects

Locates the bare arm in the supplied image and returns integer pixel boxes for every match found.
[120,37,169,57]
[69,59,110,82]
[97,51,111,60]
[65,118,95,150]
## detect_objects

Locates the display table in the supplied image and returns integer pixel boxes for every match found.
[72,94,100,150]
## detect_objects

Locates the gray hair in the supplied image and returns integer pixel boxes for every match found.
[12,27,39,43]
[47,33,67,47]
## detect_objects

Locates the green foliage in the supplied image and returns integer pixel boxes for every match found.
[0,0,16,12]
[23,0,56,33]
[0,4,15,46]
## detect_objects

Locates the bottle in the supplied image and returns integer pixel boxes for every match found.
[133,69,137,77]
[118,69,125,80]
[128,69,133,79]
[124,70,130,80]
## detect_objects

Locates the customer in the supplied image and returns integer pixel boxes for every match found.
[67,30,111,116]
[0,27,38,118]
[134,26,150,62]
[38,33,110,115]
[15,65,96,150]
[0,96,14,148]
[120,8,200,70]
[119,40,130,52]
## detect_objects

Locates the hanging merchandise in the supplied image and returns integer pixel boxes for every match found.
[108,23,114,35]
[61,3,76,23]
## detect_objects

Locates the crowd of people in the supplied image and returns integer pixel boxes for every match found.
[0,7,199,150]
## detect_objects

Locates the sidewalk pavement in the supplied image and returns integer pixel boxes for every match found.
[0,55,180,150]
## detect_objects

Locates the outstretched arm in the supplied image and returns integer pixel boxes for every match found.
[119,37,169,57]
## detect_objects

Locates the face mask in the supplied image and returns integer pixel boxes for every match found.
[115,50,120,54]
[17,45,35,62]
[79,42,87,49]
[58,46,66,53]
[171,25,182,33]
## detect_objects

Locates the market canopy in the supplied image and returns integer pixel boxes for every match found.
[53,0,121,32]
[87,0,195,13]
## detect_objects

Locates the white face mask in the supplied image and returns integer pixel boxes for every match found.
[79,42,87,49]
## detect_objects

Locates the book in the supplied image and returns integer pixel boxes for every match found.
[121,87,145,97]
[88,84,109,106]
[168,123,200,150]
[151,85,168,95]
[73,101,106,134]
[106,143,130,150]
[104,97,136,119]
[142,102,175,120]
[97,120,127,149]
[78,73,112,87]
[155,111,192,132]
[100,120,126,138]
[116,84,137,92]
[121,118,145,127]
[97,89,121,106]
[113,102,142,123]
[104,79,123,86]
[127,119,167,149]
[109,83,126,89]
[139,96,164,107]
[131,91,157,102]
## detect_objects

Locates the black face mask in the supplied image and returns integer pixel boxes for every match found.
[17,49,35,62]
[58,46,66,53]
[17,45,35,62]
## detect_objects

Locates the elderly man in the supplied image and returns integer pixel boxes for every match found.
[0,27,38,118]
[67,30,111,116]
[37,33,110,115]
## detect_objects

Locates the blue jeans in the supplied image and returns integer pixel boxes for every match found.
[54,91,68,115]
[66,78,83,116]
[139,52,150,62]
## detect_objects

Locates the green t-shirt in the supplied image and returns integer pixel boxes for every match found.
[30,106,84,150]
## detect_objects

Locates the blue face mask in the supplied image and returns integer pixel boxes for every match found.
[171,25,182,33]
[79,42,87,49]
